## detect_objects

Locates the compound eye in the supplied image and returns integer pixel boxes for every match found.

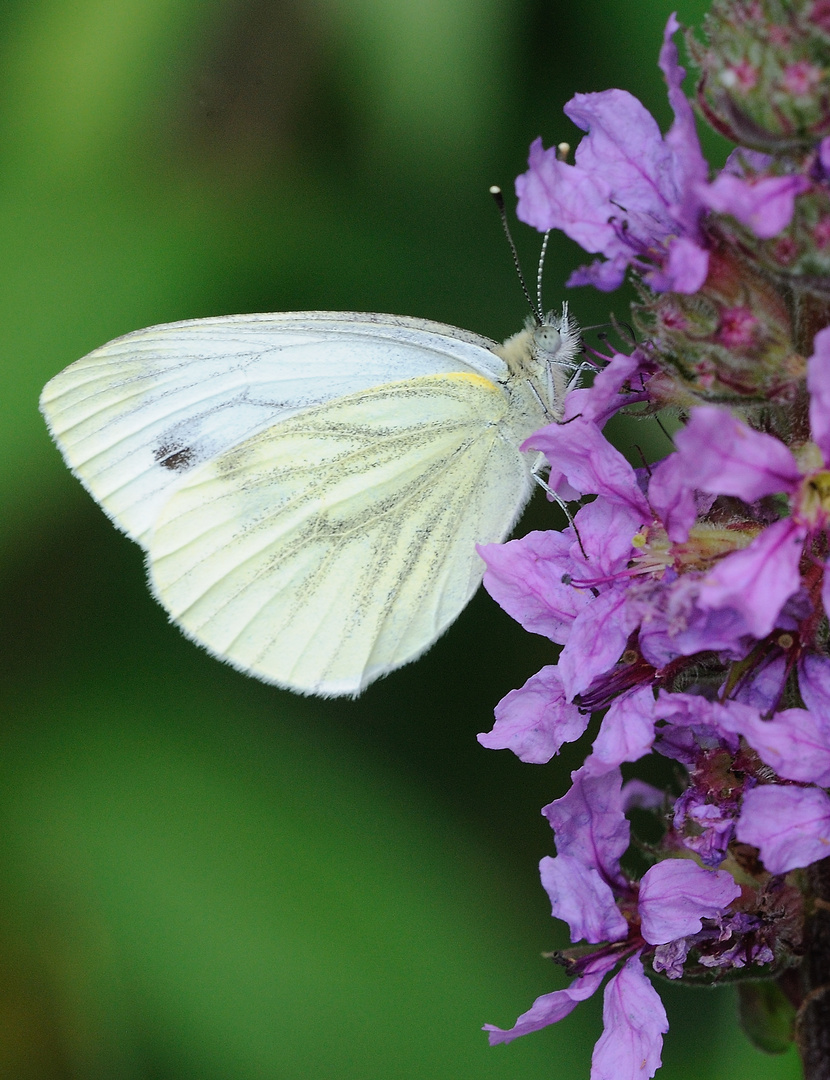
[535,326,561,352]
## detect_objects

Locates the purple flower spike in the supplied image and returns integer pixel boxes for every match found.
[637,860,741,945]
[590,956,668,1080]
[482,6,830,1072]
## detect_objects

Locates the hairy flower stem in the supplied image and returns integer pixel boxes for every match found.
[798,859,830,1080]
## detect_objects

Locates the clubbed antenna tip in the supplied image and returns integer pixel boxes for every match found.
[490,185,543,324]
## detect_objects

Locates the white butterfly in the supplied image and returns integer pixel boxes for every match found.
[40,307,581,696]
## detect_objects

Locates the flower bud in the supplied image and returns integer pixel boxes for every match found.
[691,0,830,152]
[633,243,804,409]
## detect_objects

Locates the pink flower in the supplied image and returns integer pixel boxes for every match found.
[515,16,809,295]
[515,17,709,294]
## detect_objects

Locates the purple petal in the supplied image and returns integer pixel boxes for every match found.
[586,686,657,773]
[733,655,789,714]
[656,573,757,658]
[700,173,809,239]
[652,939,691,979]
[527,418,651,516]
[559,587,640,700]
[656,725,725,765]
[674,408,801,501]
[541,854,629,943]
[648,454,697,541]
[719,704,830,786]
[564,351,651,425]
[647,235,709,293]
[799,653,830,720]
[478,665,588,763]
[621,779,666,812]
[478,531,589,642]
[638,860,740,944]
[736,785,830,873]
[653,691,740,761]
[658,13,708,236]
[516,136,619,251]
[636,612,683,669]
[516,83,683,270]
[567,255,631,292]
[724,148,773,175]
[820,138,830,177]
[484,968,607,1045]
[571,498,643,576]
[565,90,676,242]
[655,690,717,728]
[673,795,736,867]
[590,956,668,1080]
[514,137,562,232]
[808,325,830,461]
[543,766,629,880]
[696,518,806,639]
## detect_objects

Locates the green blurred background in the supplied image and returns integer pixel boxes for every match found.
[0,0,803,1077]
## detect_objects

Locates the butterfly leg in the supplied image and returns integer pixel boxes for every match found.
[530,453,586,556]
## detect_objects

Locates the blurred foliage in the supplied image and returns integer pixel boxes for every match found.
[0,0,803,1077]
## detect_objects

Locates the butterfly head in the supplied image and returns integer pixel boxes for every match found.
[530,303,582,369]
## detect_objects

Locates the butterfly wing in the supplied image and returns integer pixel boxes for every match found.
[39,312,505,545]
[147,372,534,696]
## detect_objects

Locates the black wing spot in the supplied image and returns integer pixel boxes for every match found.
[154,442,196,471]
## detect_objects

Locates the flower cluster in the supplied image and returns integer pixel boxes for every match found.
[482,6,830,1078]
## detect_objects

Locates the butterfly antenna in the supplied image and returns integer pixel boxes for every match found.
[536,230,550,316]
[532,142,572,319]
[490,185,542,324]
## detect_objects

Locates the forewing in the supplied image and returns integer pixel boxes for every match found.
[39,312,504,545]
[147,372,533,696]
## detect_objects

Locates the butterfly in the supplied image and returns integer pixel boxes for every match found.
[40,306,581,696]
